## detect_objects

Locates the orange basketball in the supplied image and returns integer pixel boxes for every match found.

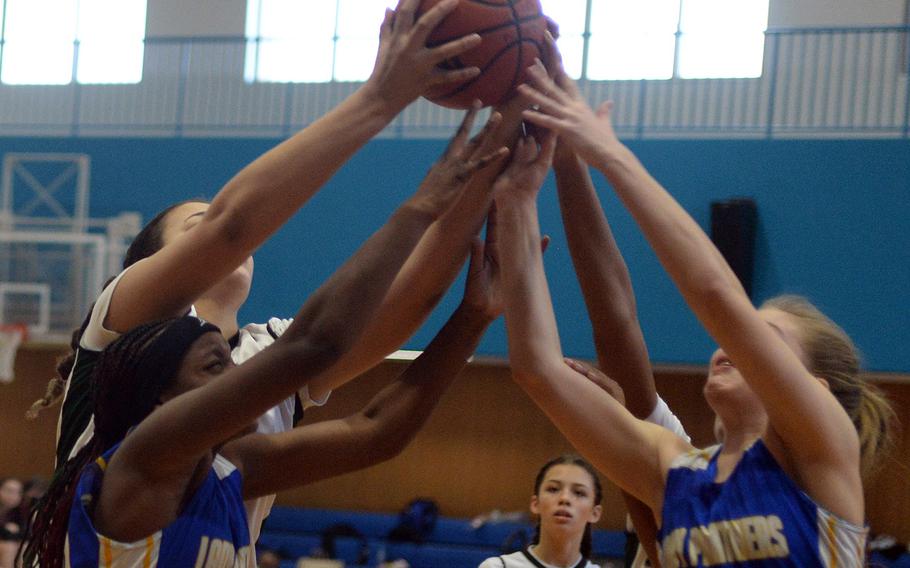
[418,0,548,109]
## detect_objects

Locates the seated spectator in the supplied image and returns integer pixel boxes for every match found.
[0,477,24,568]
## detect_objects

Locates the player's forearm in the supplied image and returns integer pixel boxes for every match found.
[554,153,658,417]
[284,203,435,359]
[497,195,564,381]
[357,304,493,459]
[204,87,399,254]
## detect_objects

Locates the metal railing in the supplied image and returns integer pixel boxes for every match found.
[0,26,906,139]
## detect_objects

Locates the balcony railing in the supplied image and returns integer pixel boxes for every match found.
[0,26,906,139]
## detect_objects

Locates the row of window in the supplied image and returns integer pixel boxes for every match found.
[0,0,768,85]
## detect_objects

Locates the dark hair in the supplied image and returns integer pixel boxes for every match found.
[531,454,603,559]
[20,317,211,568]
[27,200,209,422]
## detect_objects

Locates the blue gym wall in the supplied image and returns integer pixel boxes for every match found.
[2,136,907,372]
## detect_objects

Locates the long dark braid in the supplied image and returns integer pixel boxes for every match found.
[531,454,604,560]
[26,200,208,421]
[20,319,187,568]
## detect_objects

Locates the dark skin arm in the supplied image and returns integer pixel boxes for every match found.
[307,92,530,400]
[232,223,502,498]
[93,135,501,543]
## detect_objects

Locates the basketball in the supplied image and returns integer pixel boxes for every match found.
[418,0,548,109]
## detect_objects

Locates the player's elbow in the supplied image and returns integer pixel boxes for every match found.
[355,417,416,465]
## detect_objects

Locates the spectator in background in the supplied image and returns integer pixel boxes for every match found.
[257,548,282,568]
[479,455,603,568]
[0,477,24,568]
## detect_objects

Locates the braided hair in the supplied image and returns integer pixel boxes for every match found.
[531,454,603,560]
[20,316,217,567]
[27,200,208,425]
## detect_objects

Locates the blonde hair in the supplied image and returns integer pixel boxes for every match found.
[761,295,896,475]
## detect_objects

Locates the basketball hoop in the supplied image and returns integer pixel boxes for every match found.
[0,323,28,384]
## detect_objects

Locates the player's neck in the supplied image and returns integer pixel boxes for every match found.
[194,297,239,340]
[532,534,584,567]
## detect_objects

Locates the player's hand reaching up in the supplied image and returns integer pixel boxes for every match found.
[461,207,503,320]
[564,358,626,406]
[517,34,623,171]
[409,102,509,219]
[492,133,556,202]
[368,0,482,115]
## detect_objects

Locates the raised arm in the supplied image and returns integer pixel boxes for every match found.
[107,145,494,497]
[553,143,656,418]
[105,0,483,333]
[305,94,529,400]
[519,59,863,522]
[235,222,502,497]
[495,136,684,512]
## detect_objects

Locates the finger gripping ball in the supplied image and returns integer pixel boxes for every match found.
[418,0,547,109]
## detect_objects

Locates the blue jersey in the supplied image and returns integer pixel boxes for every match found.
[67,445,251,567]
[658,440,866,567]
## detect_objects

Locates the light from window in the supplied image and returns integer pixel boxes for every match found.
[1,0,147,85]
[539,0,587,79]
[244,0,395,83]
[588,0,679,80]
[677,0,769,78]
[2,0,77,85]
[334,0,396,82]
[77,0,147,84]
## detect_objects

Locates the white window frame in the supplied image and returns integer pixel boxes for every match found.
[0,0,147,86]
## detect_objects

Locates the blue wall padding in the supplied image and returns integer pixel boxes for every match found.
[1,136,906,371]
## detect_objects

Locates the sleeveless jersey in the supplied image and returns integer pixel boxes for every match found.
[56,262,329,566]
[658,440,866,567]
[66,445,251,567]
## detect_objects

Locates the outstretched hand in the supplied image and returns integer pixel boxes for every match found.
[564,357,626,406]
[368,0,483,114]
[411,103,510,218]
[462,206,503,320]
[517,33,621,169]
[492,133,557,201]
[462,205,550,320]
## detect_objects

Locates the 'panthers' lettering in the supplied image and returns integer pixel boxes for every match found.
[662,515,790,566]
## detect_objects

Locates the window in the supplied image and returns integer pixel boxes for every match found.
[540,0,769,80]
[244,0,768,84]
[244,0,396,83]
[0,0,147,85]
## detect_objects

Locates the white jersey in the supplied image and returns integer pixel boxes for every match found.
[479,547,601,568]
[58,260,330,565]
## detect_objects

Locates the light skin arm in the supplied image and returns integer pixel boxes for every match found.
[564,359,663,567]
[105,0,482,334]
[96,142,495,541]
[305,94,530,400]
[495,136,687,512]
[546,36,662,564]
[233,225,502,498]
[519,61,863,523]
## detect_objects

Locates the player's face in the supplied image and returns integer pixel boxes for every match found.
[703,308,808,411]
[530,464,601,539]
[162,331,235,400]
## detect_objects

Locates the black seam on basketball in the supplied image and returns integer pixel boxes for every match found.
[426,12,543,48]
[433,38,540,103]
[507,0,524,104]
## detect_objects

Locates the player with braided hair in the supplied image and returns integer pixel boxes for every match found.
[21,147,505,567]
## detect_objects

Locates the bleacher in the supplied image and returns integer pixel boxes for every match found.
[258,506,627,568]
